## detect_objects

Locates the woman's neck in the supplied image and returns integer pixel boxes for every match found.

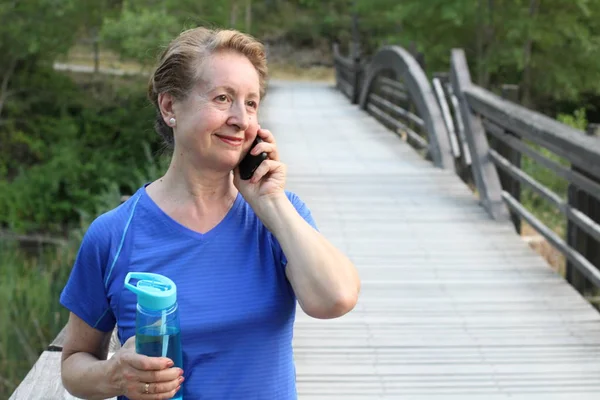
[147,156,238,216]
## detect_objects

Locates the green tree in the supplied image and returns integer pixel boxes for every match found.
[0,0,80,119]
[370,0,600,109]
[100,7,180,68]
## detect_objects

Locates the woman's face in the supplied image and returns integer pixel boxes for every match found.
[172,50,261,173]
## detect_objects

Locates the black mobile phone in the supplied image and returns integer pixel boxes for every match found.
[239,136,268,180]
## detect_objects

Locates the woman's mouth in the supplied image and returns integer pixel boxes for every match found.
[215,134,243,147]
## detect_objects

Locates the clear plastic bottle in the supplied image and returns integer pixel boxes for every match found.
[124,272,183,399]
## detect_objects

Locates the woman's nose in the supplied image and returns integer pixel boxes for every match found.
[227,103,249,131]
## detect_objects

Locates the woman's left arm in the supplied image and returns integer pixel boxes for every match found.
[258,195,361,319]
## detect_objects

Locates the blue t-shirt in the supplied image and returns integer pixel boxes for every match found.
[59,184,318,399]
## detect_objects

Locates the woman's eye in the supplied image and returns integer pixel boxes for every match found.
[216,95,228,102]
[247,101,258,109]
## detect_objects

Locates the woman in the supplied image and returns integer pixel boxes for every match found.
[59,27,360,400]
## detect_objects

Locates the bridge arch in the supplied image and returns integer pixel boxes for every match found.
[358,46,454,170]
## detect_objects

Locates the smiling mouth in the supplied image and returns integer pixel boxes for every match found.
[215,134,243,146]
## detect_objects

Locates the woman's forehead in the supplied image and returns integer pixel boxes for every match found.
[198,52,260,94]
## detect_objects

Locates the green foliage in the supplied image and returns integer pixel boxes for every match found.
[0,143,170,398]
[0,67,162,234]
[0,0,124,125]
[0,0,81,62]
[0,241,74,397]
[370,0,477,68]
[557,107,588,131]
[374,0,600,106]
[101,8,181,67]
[520,108,588,238]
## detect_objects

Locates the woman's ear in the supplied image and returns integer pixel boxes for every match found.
[158,92,176,125]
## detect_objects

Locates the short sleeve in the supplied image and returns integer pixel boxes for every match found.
[271,191,319,267]
[60,217,116,332]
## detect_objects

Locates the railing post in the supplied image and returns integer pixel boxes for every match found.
[333,42,341,91]
[566,126,600,297]
[499,84,522,234]
[449,48,509,221]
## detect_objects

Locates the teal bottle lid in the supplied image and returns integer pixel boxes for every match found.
[124,272,177,311]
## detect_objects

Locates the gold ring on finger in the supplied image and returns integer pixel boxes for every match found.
[144,382,150,394]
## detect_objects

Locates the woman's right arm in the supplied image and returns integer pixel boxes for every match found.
[61,312,183,400]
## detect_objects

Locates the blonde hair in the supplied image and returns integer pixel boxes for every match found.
[148,27,268,147]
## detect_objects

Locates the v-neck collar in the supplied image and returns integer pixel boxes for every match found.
[138,183,243,242]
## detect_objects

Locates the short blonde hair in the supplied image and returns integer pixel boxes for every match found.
[148,27,268,147]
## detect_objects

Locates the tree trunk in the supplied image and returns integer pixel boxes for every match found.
[476,0,494,88]
[476,0,484,86]
[230,0,239,28]
[0,57,18,121]
[245,0,252,34]
[521,0,540,108]
[482,0,494,88]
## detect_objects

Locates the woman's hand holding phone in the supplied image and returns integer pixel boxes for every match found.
[234,126,287,211]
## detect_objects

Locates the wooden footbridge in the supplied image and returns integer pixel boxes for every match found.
[10,42,600,399]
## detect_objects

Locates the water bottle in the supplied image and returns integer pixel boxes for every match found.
[124,272,183,399]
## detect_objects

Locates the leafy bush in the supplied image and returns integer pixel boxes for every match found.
[0,67,162,234]
[0,145,169,398]
[100,8,180,68]
[520,108,588,238]
[0,241,75,397]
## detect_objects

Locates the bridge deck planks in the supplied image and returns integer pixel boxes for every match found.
[267,81,600,399]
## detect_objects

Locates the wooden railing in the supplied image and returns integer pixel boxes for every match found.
[332,42,365,104]
[333,43,600,299]
[9,326,121,399]
[334,42,454,170]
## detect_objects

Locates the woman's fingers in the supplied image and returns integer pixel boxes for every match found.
[136,367,183,383]
[140,386,182,400]
[250,141,276,158]
[124,352,173,371]
[250,159,281,183]
[255,128,279,160]
[139,376,183,399]
[121,364,183,399]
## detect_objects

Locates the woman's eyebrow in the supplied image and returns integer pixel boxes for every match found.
[210,85,259,99]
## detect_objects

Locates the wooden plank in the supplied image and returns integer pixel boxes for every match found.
[567,166,600,295]
[446,82,472,166]
[464,85,600,179]
[9,351,117,400]
[501,191,600,287]
[332,42,355,71]
[432,76,462,158]
[489,148,600,244]
[369,92,425,127]
[450,49,509,221]
[366,102,429,149]
[47,326,67,351]
[379,75,407,92]
[484,119,600,202]
[48,326,121,352]
[379,84,409,103]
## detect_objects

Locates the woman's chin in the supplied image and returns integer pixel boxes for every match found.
[184,148,242,175]
[213,153,242,173]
